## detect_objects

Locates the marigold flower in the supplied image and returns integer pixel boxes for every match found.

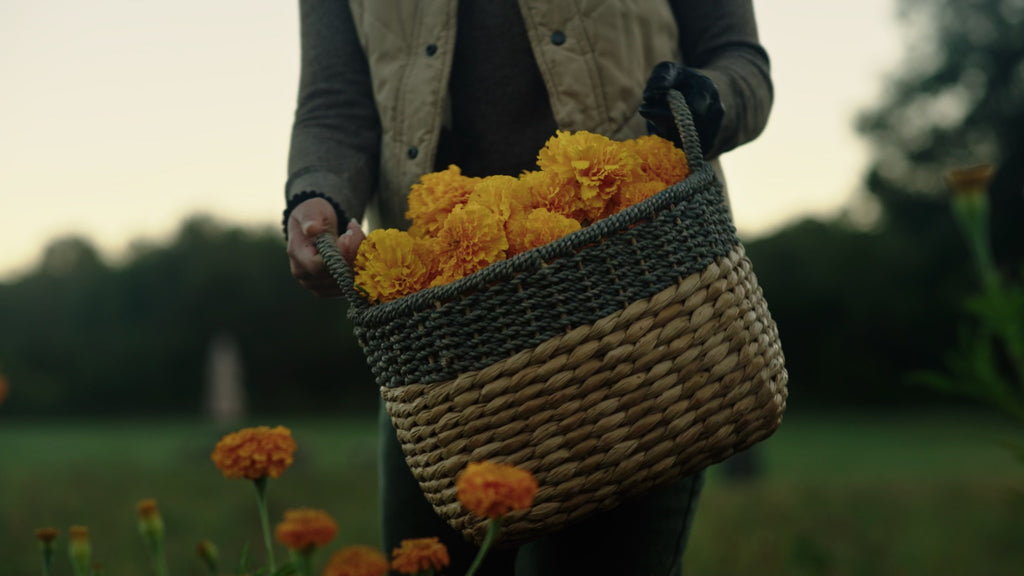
[610,180,668,216]
[354,230,439,303]
[274,508,338,551]
[521,169,578,220]
[456,461,538,519]
[323,545,389,576]
[135,498,165,541]
[390,537,450,575]
[537,130,642,223]
[35,528,59,544]
[407,165,480,238]
[623,134,689,186]
[507,208,582,256]
[946,164,994,197]
[432,203,509,287]
[468,175,529,224]
[68,526,92,576]
[196,540,220,575]
[210,426,297,480]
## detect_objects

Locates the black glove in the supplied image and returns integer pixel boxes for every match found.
[639,62,724,157]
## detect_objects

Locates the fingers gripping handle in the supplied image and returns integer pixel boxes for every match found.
[315,232,370,310]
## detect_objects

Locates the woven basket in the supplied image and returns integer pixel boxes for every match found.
[318,90,787,545]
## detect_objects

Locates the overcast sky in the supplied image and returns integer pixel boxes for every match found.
[0,0,904,281]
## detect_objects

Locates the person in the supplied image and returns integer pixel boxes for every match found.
[283,2,772,574]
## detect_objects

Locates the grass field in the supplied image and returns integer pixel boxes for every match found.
[1,409,1021,576]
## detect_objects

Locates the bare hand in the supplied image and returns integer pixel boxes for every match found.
[285,197,366,297]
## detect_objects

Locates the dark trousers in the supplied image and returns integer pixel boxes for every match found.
[379,405,704,576]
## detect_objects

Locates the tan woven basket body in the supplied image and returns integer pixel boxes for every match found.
[319,91,788,545]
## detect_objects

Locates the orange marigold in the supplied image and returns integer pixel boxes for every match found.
[324,545,389,576]
[407,165,480,238]
[432,203,508,287]
[35,528,59,544]
[136,499,160,520]
[456,461,538,519]
[623,134,689,187]
[520,169,578,220]
[354,229,439,303]
[274,508,338,551]
[210,425,297,480]
[506,207,582,256]
[68,526,90,543]
[536,130,642,223]
[390,537,450,575]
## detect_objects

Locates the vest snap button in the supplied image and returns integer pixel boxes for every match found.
[425,44,438,57]
[550,30,566,46]
[407,146,419,159]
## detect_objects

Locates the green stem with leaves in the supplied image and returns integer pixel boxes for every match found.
[253,476,277,572]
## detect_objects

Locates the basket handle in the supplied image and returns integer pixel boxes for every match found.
[665,88,707,173]
[315,88,704,309]
[315,232,371,310]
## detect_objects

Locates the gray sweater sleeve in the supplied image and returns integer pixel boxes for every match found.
[286,0,381,223]
[671,0,773,159]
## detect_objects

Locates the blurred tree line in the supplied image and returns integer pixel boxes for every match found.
[0,217,377,416]
[1,0,1021,417]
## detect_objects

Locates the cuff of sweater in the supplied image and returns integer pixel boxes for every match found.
[281,191,349,240]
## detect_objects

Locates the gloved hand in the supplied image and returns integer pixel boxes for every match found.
[639,62,724,157]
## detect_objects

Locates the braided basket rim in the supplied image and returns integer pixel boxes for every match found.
[348,160,723,323]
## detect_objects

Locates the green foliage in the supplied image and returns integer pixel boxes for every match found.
[0,215,376,417]
[2,414,1020,576]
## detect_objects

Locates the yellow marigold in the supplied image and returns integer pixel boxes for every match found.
[210,425,297,480]
[323,545,389,576]
[468,175,528,225]
[506,207,582,256]
[432,203,509,287]
[407,165,480,238]
[520,169,577,220]
[456,461,538,519]
[354,229,440,303]
[609,180,668,217]
[623,135,690,187]
[390,538,450,575]
[274,508,338,551]
[35,528,59,544]
[536,130,642,223]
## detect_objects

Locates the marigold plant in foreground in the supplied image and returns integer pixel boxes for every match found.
[210,425,297,480]
[353,131,688,303]
[324,545,390,576]
[456,461,539,519]
[274,508,339,551]
[390,537,451,575]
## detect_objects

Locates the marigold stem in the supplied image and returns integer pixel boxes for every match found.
[253,477,277,572]
[464,519,501,576]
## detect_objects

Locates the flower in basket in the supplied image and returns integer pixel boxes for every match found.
[324,545,390,576]
[352,131,688,303]
[407,165,481,238]
[210,425,298,572]
[390,537,450,576]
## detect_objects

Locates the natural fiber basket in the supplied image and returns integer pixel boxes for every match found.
[318,90,787,545]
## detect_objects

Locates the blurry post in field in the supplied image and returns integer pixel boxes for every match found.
[204,332,247,424]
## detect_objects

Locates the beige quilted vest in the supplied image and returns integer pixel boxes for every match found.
[348,0,681,229]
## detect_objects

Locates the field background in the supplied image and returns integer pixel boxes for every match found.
[1,409,1021,576]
